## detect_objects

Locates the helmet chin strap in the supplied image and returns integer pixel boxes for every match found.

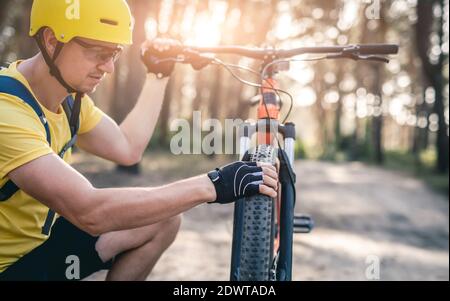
[34,31,84,97]
[34,30,83,128]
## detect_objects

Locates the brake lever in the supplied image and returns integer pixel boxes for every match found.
[326,53,390,63]
[182,49,215,70]
[360,55,390,63]
[150,49,215,71]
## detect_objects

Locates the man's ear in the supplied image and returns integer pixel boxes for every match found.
[41,28,59,58]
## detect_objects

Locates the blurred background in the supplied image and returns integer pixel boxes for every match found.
[0,0,448,280]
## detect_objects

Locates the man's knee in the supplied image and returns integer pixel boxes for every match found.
[157,214,181,243]
[165,214,182,236]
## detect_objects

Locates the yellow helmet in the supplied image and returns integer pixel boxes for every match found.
[30,0,133,45]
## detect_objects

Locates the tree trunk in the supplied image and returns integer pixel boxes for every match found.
[416,0,449,173]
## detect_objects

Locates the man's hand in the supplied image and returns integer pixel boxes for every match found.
[207,161,278,204]
[141,38,182,78]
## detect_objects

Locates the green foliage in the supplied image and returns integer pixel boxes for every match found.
[332,134,370,162]
[294,138,308,159]
[382,149,448,196]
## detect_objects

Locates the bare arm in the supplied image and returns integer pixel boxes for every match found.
[76,75,169,165]
[8,153,215,236]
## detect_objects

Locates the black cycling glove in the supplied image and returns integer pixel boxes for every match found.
[207,161,264,204]
[141,40,181,78]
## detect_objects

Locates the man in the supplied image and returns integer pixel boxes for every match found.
[0,0,278,281]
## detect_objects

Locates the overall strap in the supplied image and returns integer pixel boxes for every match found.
[60,93,81,158]
[40,93,82,233]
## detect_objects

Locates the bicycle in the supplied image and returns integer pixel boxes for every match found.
[145,42,399,281]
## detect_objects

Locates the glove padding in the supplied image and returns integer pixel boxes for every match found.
[207,161,265,204]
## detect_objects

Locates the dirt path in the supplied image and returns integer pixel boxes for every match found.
[77,154,449,281]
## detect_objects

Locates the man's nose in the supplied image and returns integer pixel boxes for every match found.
[98,58,115,74]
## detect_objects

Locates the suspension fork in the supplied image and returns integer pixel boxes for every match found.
[230,121,297,281]
[276,123,297,281]
[231,74,291,281]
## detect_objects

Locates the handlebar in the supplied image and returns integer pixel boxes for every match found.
[142,43,399,79]
[353,44,399,55]
[142,42,399,122]
[186,43,399,60]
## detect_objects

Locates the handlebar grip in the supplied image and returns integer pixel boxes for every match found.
[358,44,399,55]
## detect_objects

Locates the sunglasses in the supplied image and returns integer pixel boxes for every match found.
[72,38,123,64]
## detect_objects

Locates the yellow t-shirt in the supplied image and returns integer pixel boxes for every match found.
[0,61,105,273]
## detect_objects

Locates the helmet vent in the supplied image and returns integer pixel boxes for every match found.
[100,19,119,26]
